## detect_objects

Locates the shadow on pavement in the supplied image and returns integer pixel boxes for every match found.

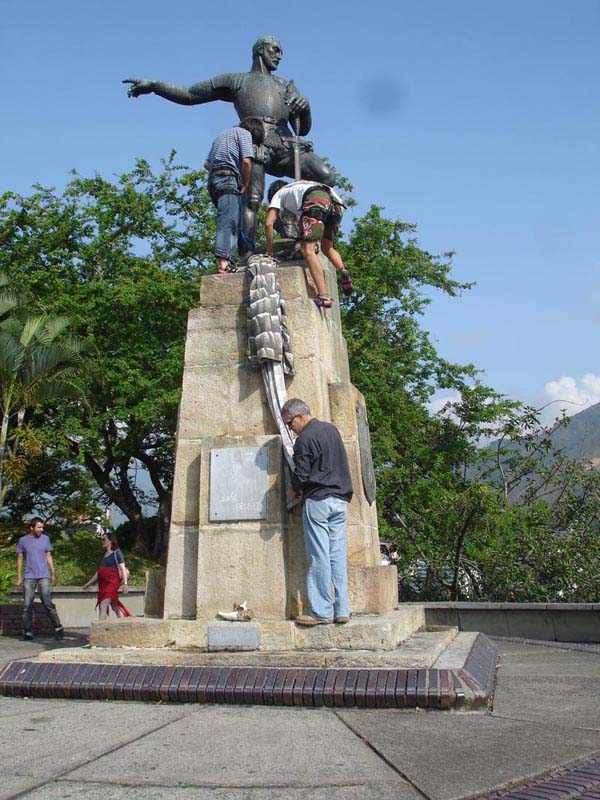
[0,629,89,665]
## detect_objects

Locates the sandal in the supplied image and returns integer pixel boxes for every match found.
[217,261,238,274]
[314,293,333,309]
[340,269,353,297]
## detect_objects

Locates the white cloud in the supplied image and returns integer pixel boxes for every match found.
[426,393,461,417]
[541,373,600,421]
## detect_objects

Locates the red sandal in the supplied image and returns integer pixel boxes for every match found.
[314,294,333,308]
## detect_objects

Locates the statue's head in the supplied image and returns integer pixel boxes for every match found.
[252,35,283,72]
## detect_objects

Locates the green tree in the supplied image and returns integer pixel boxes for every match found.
[390,390,600,602]
[338,209,600,602]
[0,155,213,553]
[0,272,89,510]
[338,208,478,537]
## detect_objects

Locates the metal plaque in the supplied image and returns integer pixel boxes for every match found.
[209,446,269,522]
[356,403,377,505]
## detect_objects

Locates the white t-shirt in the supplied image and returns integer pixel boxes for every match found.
[269,181,344,220]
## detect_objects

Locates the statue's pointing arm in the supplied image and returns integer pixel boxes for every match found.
[123,74,236,106]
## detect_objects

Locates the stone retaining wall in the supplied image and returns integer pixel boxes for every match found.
[420,602,600,643]
[4,586,145,629]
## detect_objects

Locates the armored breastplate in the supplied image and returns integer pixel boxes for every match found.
[233,74,290,123]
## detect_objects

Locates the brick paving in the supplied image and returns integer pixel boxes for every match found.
[485,756,600,799]
[0,659,484,708]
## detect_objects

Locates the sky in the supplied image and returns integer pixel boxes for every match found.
[3,0,600,420]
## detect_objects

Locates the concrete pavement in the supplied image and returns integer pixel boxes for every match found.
[1,635,600,799]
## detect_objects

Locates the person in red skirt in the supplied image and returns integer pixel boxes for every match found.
[82,531,131,619]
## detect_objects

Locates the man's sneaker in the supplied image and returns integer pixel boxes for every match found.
[54,626,64,640]
[334,616,350,624]
[22,631,34,641]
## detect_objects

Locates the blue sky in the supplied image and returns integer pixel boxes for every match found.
[3,0,599,416]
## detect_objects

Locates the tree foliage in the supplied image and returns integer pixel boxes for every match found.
[339,209,600,602]
[0,273,89,512]
[0,155,213,553]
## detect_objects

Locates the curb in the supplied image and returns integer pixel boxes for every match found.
[0,633,498,710]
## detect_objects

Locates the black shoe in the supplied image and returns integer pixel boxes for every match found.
[54,627,64,640]
[22,631,34,641]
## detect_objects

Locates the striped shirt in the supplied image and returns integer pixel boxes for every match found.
[206,127,254,178]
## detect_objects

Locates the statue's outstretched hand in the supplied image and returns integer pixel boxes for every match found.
[123,78,154,98]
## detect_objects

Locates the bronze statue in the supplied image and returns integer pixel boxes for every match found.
[124,35,335,253]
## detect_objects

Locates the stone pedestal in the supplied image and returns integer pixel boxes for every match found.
[164,259,397,624]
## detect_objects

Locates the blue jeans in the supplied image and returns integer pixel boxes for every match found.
[302,497,350,620]
[209,173,240,262]
[22,577,62,633]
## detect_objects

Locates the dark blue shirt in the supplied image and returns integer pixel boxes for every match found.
[100,549,125,569]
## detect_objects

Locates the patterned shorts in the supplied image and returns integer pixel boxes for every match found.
[299,188,344,242]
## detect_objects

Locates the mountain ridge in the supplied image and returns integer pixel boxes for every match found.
[546,400,600,462]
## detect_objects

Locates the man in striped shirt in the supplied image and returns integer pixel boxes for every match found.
[204,120,263,272]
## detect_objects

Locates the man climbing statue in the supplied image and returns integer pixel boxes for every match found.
[123,35,336,255]
[204,120,264,273]
[266,179,354,307]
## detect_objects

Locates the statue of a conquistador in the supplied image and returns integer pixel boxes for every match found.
[124,35,335,252]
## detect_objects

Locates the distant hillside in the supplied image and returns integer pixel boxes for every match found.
[548,401,600,464]
[477,402,600,499]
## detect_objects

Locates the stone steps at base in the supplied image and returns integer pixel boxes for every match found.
[38,627,458,669]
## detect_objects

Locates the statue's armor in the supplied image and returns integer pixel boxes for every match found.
[190,72,311,175]
[195,73,296,127]
[193,72,304,132]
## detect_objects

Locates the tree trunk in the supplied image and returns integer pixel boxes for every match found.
[450,505,478,601]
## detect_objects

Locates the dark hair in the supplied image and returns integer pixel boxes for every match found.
[102,531,119,551]
[239,119,264,146]
[28,516,44,528]
[268,180,288,203]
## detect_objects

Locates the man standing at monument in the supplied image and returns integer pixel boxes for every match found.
[204,121,263,272]
[16,517,64,641]
[281,399,353,625]
[265,180,353,307]
[123,35,335,253]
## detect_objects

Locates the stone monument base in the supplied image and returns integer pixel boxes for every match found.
[85,606,424,654]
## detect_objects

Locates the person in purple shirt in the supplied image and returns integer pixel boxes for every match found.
[16,517,64,641]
